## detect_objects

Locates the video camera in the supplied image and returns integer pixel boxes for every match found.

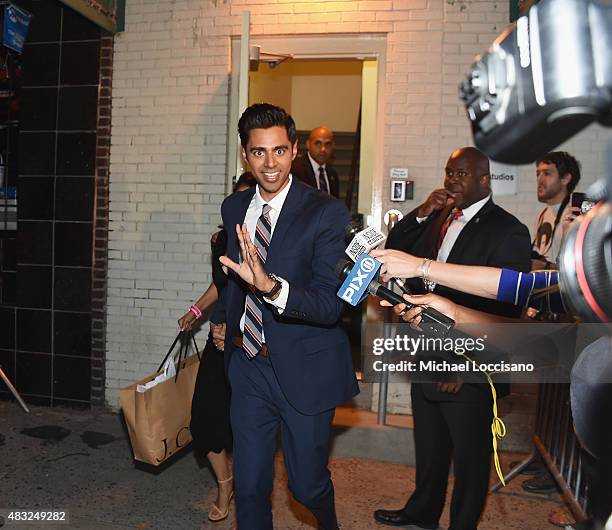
[460,0,612,323]
[460,0,611,165]
[461,3,612,527]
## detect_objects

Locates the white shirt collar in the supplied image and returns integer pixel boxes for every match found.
[254,174,293,215]
[457,193,491,222]
[307,152,325,173]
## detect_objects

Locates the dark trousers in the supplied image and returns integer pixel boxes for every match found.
[403,384,493,530]
[228,348,337,530]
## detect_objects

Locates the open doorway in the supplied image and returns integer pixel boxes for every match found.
[249,58,364,370]
[249,58,362,210]
[228,33,386,223]
[228,32,387,377]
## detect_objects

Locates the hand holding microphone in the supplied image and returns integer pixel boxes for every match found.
[381,292,459,331]
[335,256,455,336]
[345,225,413,291]
[341,225,454,335]
[370,248,422,282]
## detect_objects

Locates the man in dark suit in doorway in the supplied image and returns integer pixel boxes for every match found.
[212,104,358,530]
[291,126,340,198]
[374,147,531,530]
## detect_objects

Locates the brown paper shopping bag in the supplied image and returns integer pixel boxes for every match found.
[120,331,200,465]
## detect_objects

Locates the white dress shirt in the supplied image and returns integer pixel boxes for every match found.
[307,152,330,192]
[436,194,491,262]
[239,176,292,335]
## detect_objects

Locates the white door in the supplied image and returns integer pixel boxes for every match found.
[226,12,251,194]
[359,58,379,222]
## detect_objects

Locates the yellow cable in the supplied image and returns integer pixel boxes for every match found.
[459,352,507,486]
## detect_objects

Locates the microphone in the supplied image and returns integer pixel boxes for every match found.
[344,224,414,296]
[344,217,364,243]
[336,258,455,337]
[345,225,387,262]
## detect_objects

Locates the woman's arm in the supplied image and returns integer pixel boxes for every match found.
[383,292,519,327]
[192,282,220,312]
[382,293,522,352]
[178,282,219,331]
[371,249,502,300]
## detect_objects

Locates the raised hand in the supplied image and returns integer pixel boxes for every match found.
[417,188,456,218]
[219,224,274,293]
[560,205,582,237]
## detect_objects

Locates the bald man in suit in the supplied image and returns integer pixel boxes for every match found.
[374,147,531,530]
[291,127,340,198]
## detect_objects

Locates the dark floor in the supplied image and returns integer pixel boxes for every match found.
[0,400,567,529]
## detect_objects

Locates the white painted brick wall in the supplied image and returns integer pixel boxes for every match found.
[107,0,612,408]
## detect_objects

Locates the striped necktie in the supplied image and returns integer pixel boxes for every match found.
[242,204,272,359]
[318,166,329,194]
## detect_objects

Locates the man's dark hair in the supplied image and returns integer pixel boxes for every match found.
[238,103,297,148]
[537,151,581,194]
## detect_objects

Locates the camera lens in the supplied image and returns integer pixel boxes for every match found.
[559,203,612,322]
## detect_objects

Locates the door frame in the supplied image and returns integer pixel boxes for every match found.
[228,32,387,228]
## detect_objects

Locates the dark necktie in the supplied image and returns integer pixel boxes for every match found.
[436,208,463,255]
[242,204,272,359]
[318,166,329,195]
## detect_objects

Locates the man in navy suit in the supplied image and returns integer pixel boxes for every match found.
[212,103,358,530]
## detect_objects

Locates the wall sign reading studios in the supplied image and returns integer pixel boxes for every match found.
[490,161,519,196]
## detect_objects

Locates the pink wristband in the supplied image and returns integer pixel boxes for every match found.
[189,305,202,319]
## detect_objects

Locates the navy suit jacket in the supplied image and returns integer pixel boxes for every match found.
[211,179,359,415]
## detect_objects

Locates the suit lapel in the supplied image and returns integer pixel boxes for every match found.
[305,157,317,188]
[266,179,305,269]
[446,198,494,263]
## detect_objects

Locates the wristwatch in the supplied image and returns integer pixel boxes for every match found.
[260,273,282,300]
